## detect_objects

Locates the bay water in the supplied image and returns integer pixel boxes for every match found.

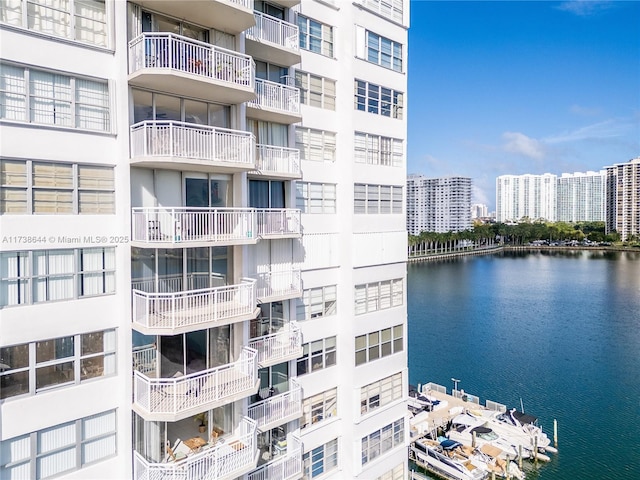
[407,250,640,479]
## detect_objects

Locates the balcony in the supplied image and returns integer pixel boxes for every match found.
[245,11,300,67]
[247,78,301,124]
[133,417,258,480]
[252,144,301,179]
[133,348,259,422]
[248,322,303,368]
[248,380,302,432]
[255,269,302,303]
[128,33,255,105]
[132,278,258,335]
[248,434,302,480]
[132,207,259,248]
[130,121,255,172]
[256,209,301,239]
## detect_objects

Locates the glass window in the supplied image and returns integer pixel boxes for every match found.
[302,438,338,479]
[298,15,333,57]
[354,79,403,119]
[355,325,403,366]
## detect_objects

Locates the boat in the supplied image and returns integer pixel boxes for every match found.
[410,438,488,480]
[468,408,557,455]
[446,413,523,460]
[469,444,525,480]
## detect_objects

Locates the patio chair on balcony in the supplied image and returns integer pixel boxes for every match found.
[165,439,189,462]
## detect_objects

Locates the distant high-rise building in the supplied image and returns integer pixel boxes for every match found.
[406,175,472,234]
[471,203,489,219]
[557,171,606,222]
[605,157,640,241]
[496,174,557,222]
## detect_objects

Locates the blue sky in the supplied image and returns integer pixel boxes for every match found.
[407,0,640,210]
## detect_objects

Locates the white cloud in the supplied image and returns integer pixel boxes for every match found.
[556,1,613,16]
[501,132,546,160]
[569,104,601,116]
[543,118,632,144]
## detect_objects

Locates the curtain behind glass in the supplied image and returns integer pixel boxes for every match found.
[249,180,269,208]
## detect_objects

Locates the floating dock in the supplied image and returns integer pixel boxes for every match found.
[409,381,557,479]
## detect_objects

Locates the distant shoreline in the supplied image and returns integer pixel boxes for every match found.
[408,245,639,262]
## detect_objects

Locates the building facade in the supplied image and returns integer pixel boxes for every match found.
[495,173,557,223]
[1,1,409,480]
[470,203,488,220]
[556,171,606,223]
[406,175,471,235]
[605,157,640,241]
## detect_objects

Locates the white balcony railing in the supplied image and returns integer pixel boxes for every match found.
[132,207,301,244]
[128,32,255,87]
[132,278,257,331]
[132,207,258,244]
[130,121,255,168]
[255,269,302,302]
[249,78,300,115]
[248,322,302,367]
[254,144,301,177]
[132,273,226,294]
[133,348,258,417]
[133,344,157,375]
[246,11,299,51]
[248,434,302,480]
[247,379,302,431]
[133,417,257,480]
[256,209,301,237]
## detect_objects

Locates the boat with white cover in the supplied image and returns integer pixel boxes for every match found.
[467,408,557,455]
[446,413,524,460]
[410,438,487,480]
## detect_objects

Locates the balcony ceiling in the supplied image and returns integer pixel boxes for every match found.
[129,70,256,106]
[130,157,256,174]
[135,0,255,33]
[245,39,301,68]
[246,104,301,125]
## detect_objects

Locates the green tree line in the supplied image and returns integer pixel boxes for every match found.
[408,221,627,257]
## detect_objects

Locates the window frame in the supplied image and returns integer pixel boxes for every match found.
[296,182,337,214]
[301,387,338,429]
[297,336,337,376]
[361,418,404,466]
[296,284,337,320]
[295,127,336,163]
[294,71,336,110]
[354,79,403,119]
[0,329,117,400]
[354,132,403,167]
[0,159,115,215]
[302,438,339,479]
[0,63,111,132]
[0,409,117,478]
[0,0,109,48]
[360,372,403,415]
[353,183,403,214]
[297,14,333,58]
[0,247,117,308]
[355,324,403,366]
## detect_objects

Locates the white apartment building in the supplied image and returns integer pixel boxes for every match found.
[605,157,640,241]
[0,1,409,480]
[556,171,606,223]
[495,173,557,223]
[406,175,471,235]
[470,203,488,220]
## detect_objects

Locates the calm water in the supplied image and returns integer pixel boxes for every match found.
[407,250,640,480]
